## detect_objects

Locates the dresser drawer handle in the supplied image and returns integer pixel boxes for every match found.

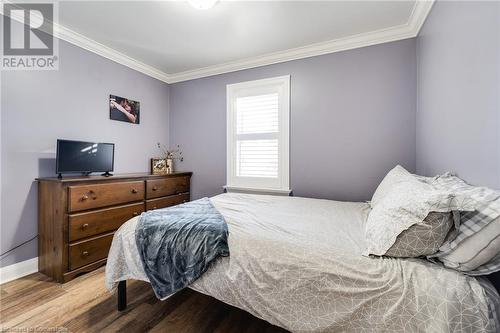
[82,251,90,257]
[182,200,188,203]
[83,190,97,201]
[152,187,158,191]
[152,206,157,210]
[131,188,138,194]
[81,223,89,230]
[133,212,139,216]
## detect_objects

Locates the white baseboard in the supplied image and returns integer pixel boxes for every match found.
[0,257,38,285]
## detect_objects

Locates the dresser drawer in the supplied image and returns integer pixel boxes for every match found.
[68,181,144,212]
[69,233,114,270]
[146,193,190,211]
[146,176,190,199]
[69,203,144,242]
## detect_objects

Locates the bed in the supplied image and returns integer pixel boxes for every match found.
[105,193,500,332]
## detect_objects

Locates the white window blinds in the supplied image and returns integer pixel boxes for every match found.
[227,76,290,192]
[237,139,279,178]
[236,93,279,134]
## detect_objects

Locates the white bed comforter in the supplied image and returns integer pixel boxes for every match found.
[105,193,495,332]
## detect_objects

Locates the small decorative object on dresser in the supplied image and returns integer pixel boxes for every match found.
[37,172,192,282]
[156,143,183,174]
[151,158,168,175]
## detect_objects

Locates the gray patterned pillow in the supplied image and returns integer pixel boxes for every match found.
[427,173,500,275]
[385,212,454,257]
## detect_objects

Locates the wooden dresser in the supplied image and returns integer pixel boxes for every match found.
[37,172,192,282]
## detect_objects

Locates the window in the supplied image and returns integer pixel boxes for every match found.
[226,75,290,193]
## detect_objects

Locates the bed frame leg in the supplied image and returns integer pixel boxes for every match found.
[117,280,127,311]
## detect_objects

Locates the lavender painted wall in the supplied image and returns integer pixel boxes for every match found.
[416,1,500,188]
[1,39,170,267]
[170,39,417,202]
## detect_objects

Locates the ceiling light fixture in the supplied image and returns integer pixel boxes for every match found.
[187,0,219,10]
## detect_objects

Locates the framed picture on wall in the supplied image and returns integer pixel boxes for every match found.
[109,94,140,124]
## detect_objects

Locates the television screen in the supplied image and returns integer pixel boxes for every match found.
[56,139,114,174]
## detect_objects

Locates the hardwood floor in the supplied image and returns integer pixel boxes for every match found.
[0,267,288,333]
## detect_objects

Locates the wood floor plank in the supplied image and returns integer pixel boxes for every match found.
[0,268,288,333]
[0,274,59,312]
[8,271,111,329]
[62,279,153,332]
[148,287,216,333]
[0,285,67,324]
[0,273,53,296]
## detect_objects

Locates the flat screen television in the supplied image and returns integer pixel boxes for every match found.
[56,139,114,177]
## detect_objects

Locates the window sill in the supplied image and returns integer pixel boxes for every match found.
[223,186,292,196]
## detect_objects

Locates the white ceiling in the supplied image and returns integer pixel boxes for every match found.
[7,1,435,82]
[60,1,416,73]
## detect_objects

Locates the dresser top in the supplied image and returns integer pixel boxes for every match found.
[36,172,192,183]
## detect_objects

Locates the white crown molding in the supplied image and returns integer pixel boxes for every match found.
[1,0,434,83]
[54,24,171,83]
[0,2,170,83]
[0,257,38,285]
[408,0,435,33]
[168,0,435,83]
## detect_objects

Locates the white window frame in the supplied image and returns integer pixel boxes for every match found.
[226,75,290,194]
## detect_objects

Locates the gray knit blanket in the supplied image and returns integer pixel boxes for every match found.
[136,197,229,299]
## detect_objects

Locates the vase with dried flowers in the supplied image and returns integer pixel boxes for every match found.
[156,143,183,174]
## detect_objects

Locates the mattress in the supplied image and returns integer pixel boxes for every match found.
[105,193,498,332]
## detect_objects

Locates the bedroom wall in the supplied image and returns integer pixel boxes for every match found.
[416,1,500,188]
[1,38,170,267]
[169,39,417,202]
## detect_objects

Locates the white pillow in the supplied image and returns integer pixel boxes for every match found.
[370,165,412,208]
[364,175,466,256]
[440,217,500,271]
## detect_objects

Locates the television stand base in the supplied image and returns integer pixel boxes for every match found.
[57,173,62,179]
[101,172,113,177]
